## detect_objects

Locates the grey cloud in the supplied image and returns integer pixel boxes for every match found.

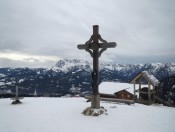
[0,58,55,68]
[0,0,175,67]
[23,58,40,62]
[0,38,23,52]
[115,54,175,64]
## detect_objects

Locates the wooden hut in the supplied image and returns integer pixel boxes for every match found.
[100,89,134,100]
[114,89,134,100]
[130,71,159,105]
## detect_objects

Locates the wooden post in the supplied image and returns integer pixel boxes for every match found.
[139,78,141,99]
[11,79,24,104]
[148,81,151,105]
[133,80,136,102]
[153,85,155,103]
[15,84,18,100]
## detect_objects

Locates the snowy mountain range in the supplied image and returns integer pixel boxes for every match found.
[0,59,175,98]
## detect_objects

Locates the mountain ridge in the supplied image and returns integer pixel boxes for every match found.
[0,59,175,101]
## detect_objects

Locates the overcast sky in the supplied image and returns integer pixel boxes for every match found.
[0,0,175,67]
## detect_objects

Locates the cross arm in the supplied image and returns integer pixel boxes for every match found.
[99,42,117,48]
[77,44,88,49]
[77,42,117,50]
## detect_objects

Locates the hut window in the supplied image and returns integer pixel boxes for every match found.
[121,94,124,97]
[127,95,130,98]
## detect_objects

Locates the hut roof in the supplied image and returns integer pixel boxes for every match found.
[130,71,159,86]
[114,89,133,95]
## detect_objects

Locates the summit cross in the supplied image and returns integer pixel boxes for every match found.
[77,25,117,108]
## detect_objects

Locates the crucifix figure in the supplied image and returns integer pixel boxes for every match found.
[77,25,116,109]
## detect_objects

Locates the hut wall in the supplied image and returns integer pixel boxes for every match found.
[115,90,134,100]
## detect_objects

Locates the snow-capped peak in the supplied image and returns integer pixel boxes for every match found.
[53,59,92,72]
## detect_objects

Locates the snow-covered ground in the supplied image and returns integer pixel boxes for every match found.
[0,97,175,132]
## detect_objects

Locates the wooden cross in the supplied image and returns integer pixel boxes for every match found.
[11,79,23,104]
[77,25,117,108]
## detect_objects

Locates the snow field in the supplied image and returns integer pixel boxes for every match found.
[0,97,175,132]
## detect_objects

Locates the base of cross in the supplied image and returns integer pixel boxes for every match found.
[82,106,107,116]
[11,100,22,104]
[91,94,100,108]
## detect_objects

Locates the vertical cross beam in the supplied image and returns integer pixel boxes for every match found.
[92,25,99,95]
[91,25,100,108]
